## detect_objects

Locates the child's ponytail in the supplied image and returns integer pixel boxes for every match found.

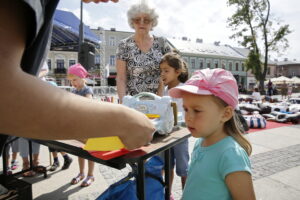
[224,113,252,156]
[213,97,252,156]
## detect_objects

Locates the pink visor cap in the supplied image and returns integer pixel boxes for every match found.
[68,63,88,78]
[169,68,239,108]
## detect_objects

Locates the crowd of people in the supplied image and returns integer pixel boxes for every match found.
[251,79,295,102]
[1,0,256,199]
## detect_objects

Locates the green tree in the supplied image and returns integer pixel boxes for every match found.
[227,0,291,92]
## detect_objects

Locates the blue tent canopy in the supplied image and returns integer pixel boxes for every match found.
[51,9,100,47]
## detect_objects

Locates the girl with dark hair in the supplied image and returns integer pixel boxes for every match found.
[160,51,189,199]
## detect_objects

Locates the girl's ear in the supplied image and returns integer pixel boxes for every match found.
[221,106,234,123]
[175,69,182,76]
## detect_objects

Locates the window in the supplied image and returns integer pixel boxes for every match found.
[69,60,76,67]
[56,59,65,69]
[267,67,270,75]
[47,59,51,70]
[228,61,233,71]
[206,59,211,68]
[235,62,239,71]
[191,58,196,69]
[109,36,116,46]
[241,62,245,71]
[214,60,219,68]
[199,58,204,69]
[183,57,189,64]
[221,60,226,69]
[95,55,101,65]
[109,55,116,66]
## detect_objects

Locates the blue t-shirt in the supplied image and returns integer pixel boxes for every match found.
[71,86,93,97]
[182,136,251,200]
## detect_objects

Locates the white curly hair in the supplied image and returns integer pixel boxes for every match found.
[127,1,159,29]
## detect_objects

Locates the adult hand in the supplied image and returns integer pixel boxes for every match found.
[82,0,119,3]
[118,107,155,150]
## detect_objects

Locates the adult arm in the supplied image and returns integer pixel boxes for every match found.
[85,94,93,99]
[225,171,256,200]
[116,59,127,103]
[0,1,154,150]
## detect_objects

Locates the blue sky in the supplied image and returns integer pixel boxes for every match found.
[57,0,300,61]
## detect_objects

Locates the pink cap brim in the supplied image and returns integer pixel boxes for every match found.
[169,85,212,98]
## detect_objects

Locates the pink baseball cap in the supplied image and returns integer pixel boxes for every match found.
[169,68,239,108]
[67,63,88,78]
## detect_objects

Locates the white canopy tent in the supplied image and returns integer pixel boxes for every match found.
[270,76,294,84]
[291,76,300,84]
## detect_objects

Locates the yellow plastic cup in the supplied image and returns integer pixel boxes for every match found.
[83,136,125,151]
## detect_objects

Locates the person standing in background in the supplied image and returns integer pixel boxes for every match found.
[116,1,171,102]
[267,80,273,96]
[67,64,95,187]
[287,84,293,99]
[281,80,288,99]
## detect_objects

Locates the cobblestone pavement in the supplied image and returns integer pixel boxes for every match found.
[96,140,300,200]
[251,144,300,180]
[3,128,299,200]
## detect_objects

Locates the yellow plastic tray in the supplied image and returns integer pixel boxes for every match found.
[83,136,124,151]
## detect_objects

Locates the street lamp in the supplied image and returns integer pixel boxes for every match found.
[78,1,84,57]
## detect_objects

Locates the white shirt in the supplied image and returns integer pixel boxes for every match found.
[252,92,262,101]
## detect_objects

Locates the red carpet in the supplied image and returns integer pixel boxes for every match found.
[247,121,293,133]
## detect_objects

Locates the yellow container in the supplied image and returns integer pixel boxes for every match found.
[83,136,124,151]
[145,114,160,119]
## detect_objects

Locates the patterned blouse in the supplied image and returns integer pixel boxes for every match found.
[116,35,171,96]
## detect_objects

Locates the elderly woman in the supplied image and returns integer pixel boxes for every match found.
[116,2,171,102]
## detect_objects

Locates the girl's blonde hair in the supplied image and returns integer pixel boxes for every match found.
[160,51,189,83]
[213,96,252,156]
[67,74,87,83]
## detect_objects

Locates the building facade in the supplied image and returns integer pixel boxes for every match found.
[46,27,281,89]
[47,50,78,85]
[168,38,248,89]
[276,59,300,77]
[89,30,252,88]
[92,27,133,85]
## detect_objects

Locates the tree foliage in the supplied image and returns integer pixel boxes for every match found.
[227,0,291,92]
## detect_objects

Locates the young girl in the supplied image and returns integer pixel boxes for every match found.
[160,52,189,198]
[67,63,95,187]
[169,68,256,200]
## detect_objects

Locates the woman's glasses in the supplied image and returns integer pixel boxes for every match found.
[132,17,152,25]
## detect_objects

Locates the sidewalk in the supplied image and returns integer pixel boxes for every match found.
[1,124,300,199]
